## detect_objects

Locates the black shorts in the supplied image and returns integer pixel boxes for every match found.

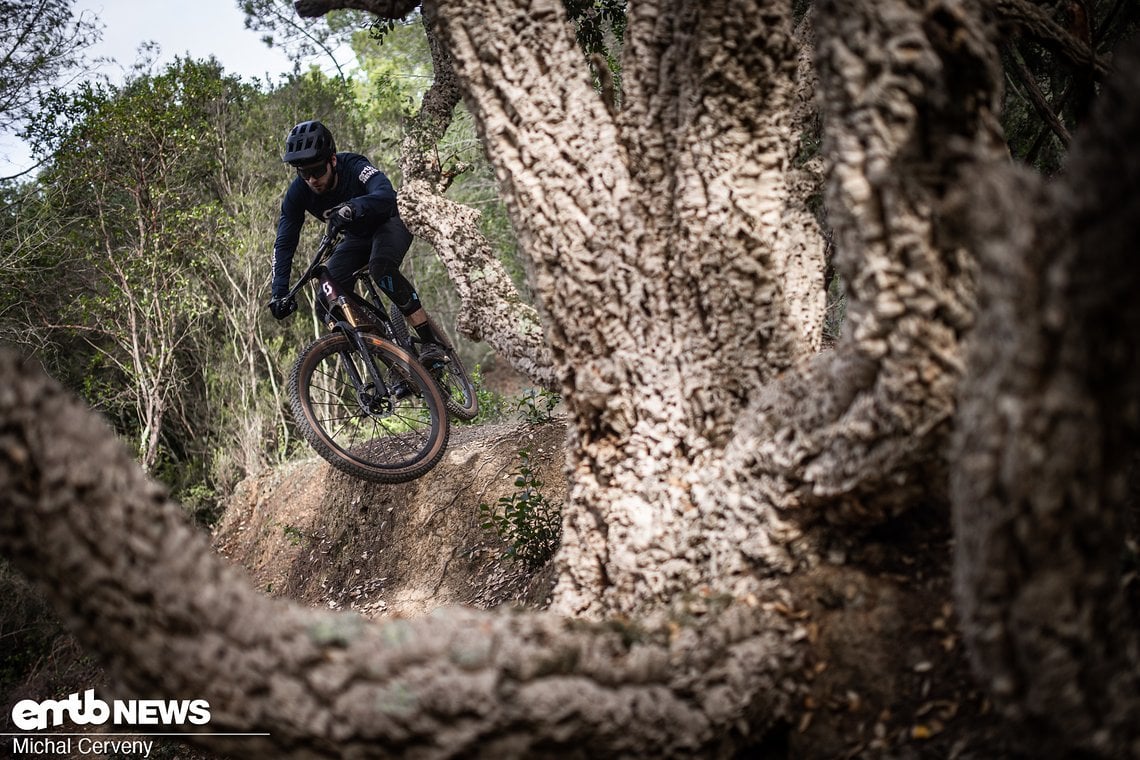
[325,214,414,287]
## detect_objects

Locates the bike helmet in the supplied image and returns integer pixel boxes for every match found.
[283,120,336,166]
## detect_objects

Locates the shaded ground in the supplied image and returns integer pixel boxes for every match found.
[2,412,1048,759]
[787,505,1019,760]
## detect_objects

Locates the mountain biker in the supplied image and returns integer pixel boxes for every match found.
[267,119,445,363]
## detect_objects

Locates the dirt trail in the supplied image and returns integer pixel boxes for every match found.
[212,419,565,617]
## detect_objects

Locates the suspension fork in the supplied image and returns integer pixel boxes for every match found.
[319,271,392,401]
[336,329,390,400]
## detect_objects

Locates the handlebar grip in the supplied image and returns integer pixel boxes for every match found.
[269,296,298,320]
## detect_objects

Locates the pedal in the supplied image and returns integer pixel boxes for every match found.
[417,343,449,371]
[390,380,413,399]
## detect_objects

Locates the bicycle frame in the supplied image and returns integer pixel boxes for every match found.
[283,227,403,408]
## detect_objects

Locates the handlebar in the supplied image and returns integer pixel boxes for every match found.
[282,218,344,304]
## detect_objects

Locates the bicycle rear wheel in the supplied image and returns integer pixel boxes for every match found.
[290,332,450,483]
[389,305,480,421]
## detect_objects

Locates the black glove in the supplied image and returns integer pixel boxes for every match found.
[269,296,297,320]
[329,202,355,231]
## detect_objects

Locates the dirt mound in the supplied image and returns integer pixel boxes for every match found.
[212,419,566,617]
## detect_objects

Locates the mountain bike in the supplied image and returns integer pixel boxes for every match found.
[276,219,476,482]
[355,275,479,423]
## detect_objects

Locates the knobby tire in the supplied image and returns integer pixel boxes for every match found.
[389,305,480,421]
[290,332,450,483]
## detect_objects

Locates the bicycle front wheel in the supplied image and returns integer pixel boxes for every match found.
[290,332,450,483]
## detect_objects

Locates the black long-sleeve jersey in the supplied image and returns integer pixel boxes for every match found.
[271,152,398,298]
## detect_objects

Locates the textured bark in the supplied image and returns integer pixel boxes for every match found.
[398,181,557,386]
[951,39,1140,757]
[432,0,833,619]
[395,5,557,387]
[0,347,801,757]
[720,0,1007,526]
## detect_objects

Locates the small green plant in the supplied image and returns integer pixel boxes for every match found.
[516,387,560,424]
[479,448,562,570]
[177,483,221,527]
[282,524,307,546]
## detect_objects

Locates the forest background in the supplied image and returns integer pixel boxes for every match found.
[1,0,528,524]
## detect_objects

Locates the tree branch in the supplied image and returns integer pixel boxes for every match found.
[0,157,46,183]
[0,348,801,757]
[293,0,420,20]
[1005,43,1073,147]
[988,0,1111,79]
[396,2,557,387]
[721,0,1007,523]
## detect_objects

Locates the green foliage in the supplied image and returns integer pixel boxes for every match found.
[441,106,527,288]
[516,388,562,424]
[474,368,508,421]
[282,524,308,546]
[479,449,562,570]
[348,13,433,169]
[1,0,101,156]
[2,53,374,497]
[560,0,626,114]
[18,60,248,471]
[451,365,509,426]
[177,483,223,528]
[561,0,627,57]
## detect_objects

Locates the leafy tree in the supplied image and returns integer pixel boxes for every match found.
[20,60,243,472]
[5,50,373,496]
[349,12,431,162]
[0,0,101,178]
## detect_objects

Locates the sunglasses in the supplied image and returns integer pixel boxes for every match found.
[296,160,331,180]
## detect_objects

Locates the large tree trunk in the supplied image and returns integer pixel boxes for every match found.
[1,0,1138,756]
[951,37,1140,755]
[431,0,833,619]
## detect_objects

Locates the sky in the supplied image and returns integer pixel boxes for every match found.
[75,0,300,84]
[1,0,343,177]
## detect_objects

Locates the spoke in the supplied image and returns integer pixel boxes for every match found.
[303,339,439,470]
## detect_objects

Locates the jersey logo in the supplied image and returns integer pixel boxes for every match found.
[358,165,379,184]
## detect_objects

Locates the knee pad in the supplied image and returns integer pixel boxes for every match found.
[371,266,420,314]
